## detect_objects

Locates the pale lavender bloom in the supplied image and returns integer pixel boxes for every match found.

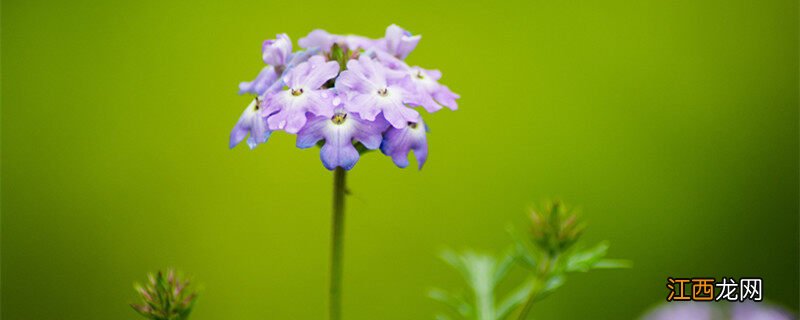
[298,29,376,51]
[381,119,428,169]
[732,303,795,320]
[260,49,321,94]
[262,33,292,66]
[238,43,319,96]
[335,55,420,129]
[296,95,389,170]
[265,56,340,133]
[377,24,421,59]
[642,303,720,320]
[238,66,278,95]
[238,34,292,95]
[374,50,459,112]
[229,97,270,149]
[298,29,335,50]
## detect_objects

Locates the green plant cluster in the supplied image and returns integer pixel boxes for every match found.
[131,269,197,320]
[430,201,631,320]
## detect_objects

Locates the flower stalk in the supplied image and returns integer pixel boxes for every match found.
[329,167,347,320]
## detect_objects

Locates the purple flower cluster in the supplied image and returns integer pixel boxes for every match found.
[642,302,795,320]
[230,25,459,171]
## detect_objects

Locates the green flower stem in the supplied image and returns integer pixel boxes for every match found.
[515,278,543,320]
[516,254,558,320]
[329,167,347,320]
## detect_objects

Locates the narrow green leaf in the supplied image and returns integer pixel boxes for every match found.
[565,241,609,272]
[496,280,534,320]
[592,258,632,269]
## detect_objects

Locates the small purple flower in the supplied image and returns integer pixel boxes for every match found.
[229,97,270,149]
[336,55,420,129]
[642,303,720,320]
[298,29,376,52]
[262,33,292,66]
[732,303,795,320]
[375,50,459,112]
[379,24,421,59]
[381,119,428,169]
[297,96,389,170]
[238,66,278,95]
[265,56,340,133]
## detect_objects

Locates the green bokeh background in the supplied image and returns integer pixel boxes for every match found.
[2,0,798,319]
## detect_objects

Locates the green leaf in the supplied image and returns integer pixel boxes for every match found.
[428,288,472,318]
[493,250,516,283]
[565,241,609,272]
[495,280,534,320]
[591,258,632,269]
[434,314,454,320]
[507,226,539,270]
[541,274,565,296]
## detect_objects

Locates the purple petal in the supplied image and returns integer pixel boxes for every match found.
[266,95,309,134]
[642,303,718,320]
[374,50,410,71]
[341,56,387,90]
[352,115,389,150]
[335,69,371,93]
[381,120,428,169]
[229,126,248,149]
[414,92,442,113]
[345,93,382,121]
[321,143,359,171]
[262,33,292,66]
[298,29,335,50]
[379,95,420,128]
[296,115,328,148]
[732,303,794,320]
[286,49,320,68]
[283,60,312,89]
[230,99,271,149]
[319,121,361,170]
[342,35,377,51]
[238,66,278,95]
[302,56,340,89]
[305,89,337,117]
[424,69,442,81]
[433,85,459,110]
[382,24,421,59]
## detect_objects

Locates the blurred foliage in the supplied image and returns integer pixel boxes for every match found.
[432,201,631,320]
[131,269,198,320]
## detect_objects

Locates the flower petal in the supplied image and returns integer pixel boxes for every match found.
[230,99,271,149]
[321,143,359,171]
[238,66,278,95]
[262,33,292,66]
[302,56,340,89]
[381,120,428,169]
[433,85,460,110]
[383,24,421,59]
[352,115,389,150]
[380,100,420,129]
[299,29,335,50]
[296,115,328,148]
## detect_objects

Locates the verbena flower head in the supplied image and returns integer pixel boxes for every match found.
[229,25,459,171]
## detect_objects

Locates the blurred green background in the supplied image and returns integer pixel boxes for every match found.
[2,0,798,319]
